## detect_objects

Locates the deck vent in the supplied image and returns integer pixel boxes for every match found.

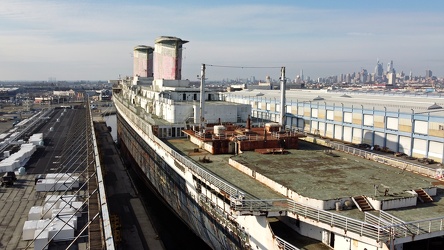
[312,96,324,101]
[427,103,442,110]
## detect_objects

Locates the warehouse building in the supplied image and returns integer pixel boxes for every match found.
[226,89,444,163]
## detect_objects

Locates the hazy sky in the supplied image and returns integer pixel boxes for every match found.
[1,0,444,81]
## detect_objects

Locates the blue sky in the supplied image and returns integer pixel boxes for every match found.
[1,0,443,81]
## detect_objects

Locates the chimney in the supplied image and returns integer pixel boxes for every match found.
[153,36,188,80]
[264,127,267,141]
[246,115,251,132]
[280,67,286,131]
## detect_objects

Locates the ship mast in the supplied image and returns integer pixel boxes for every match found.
[280,66,286,131]
[199,64,206,132]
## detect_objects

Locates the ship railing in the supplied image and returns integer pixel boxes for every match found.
[286,200,390,241]
[316,139,437,179]
[236,198,387,240]
[194,131,205,139]
[237,198,444,242]
[170,150,245,198]
[376,211,415,238]
[365,212,388,227]
[364,212,411,238]
[112,83,122,90]
[379,210,406,226]
[270,131,301,139]
[271,132,280,139]
[233,199,277,211]
[212,134,226,140]
[272,131,292,139]
[380,216,444,239]
[129,104,138,114]
[276,236,301,250]
[88,105,115,250]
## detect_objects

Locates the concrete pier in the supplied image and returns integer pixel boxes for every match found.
[94,120,164,250]
[0,106,163,250]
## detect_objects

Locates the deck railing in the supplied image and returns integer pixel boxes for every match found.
[235,198,444,242]
[382,217,444,238]
[236,199,387,241]
[323,140,438,178]
[377,211,414,238]
[276,236,300,250]
[171,150,245,198]
[87,103,115,250]
[300,136,439,179]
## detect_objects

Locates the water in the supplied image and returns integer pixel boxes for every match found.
[103,114,117,141]
[104,115,211,250]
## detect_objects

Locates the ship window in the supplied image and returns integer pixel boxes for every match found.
[194,93,197,100]
[183,93,186,100]
[160,128,164,138]
[172,127,176,137]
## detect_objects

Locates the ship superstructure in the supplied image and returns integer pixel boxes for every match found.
[112,36,444,250]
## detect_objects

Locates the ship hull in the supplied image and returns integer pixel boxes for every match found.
[116,111,243,250]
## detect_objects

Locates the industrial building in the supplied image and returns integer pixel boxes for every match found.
[225,89,444,164]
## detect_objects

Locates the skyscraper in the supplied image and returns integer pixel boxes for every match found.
[375,59,383,78]
[387,72,396,85]
[387,60,394,74]
[426,69,433,79]
[345,74,351,83]
[361,69,368,83]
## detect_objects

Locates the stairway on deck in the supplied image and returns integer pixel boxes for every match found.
[352,196,374,211]
[414,189,433,203]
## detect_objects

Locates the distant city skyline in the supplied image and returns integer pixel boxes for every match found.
[1,0,444,81]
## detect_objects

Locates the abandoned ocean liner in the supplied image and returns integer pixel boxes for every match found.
[112,36,444,250]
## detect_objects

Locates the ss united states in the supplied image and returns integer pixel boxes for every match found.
[112,36,444,250]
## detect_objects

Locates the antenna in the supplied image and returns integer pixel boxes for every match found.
[199,64,206,132]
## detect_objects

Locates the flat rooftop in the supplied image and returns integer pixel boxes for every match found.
[0,108,89,249]
[167,138,285,200]
[234,89,444,114]
[1,106,156,250]
[167,137,444,222]
[234,140,436,200]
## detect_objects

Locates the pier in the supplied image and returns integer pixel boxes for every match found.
[0,101,162,250]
